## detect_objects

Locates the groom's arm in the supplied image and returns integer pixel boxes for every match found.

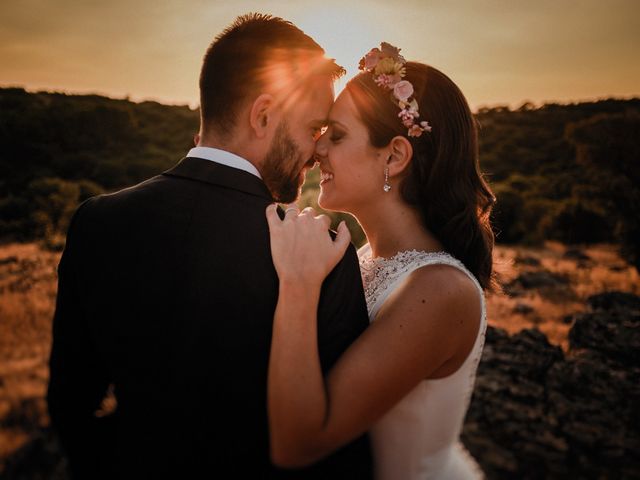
[47,199,111,476]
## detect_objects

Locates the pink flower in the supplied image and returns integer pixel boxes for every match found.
[408,124,424,137]
[374,74,400,89]
[398,108,420,127]
[393,80,414,102]
[420,121,432,132]
[362,48,382,70]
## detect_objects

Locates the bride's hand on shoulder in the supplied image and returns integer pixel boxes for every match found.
[266,204,351,286]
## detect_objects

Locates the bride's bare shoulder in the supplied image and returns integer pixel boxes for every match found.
[410,262,481,302]
[377,262,482,362]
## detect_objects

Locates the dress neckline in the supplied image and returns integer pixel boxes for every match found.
[358,245,483,319]
[361,246,450,264]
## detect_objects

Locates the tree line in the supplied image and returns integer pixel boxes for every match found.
[0,87,638,269]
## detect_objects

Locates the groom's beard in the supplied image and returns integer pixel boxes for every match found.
[262,121,311,204]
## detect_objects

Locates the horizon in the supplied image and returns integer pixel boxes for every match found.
[2,84,639,114]
[1,0,639,111]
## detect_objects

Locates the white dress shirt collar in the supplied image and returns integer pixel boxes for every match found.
[186,146,262,179]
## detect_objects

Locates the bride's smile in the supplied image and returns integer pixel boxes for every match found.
[319,170,333,185]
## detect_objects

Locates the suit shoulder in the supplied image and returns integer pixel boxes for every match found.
[324,241,362,290]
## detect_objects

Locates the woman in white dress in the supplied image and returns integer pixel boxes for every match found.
[265,43,496,479]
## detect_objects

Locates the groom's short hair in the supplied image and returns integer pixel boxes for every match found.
[199,13,345,139]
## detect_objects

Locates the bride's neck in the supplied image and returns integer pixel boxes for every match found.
[356,197,443,259]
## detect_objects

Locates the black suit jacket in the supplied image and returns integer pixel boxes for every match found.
[47,157,372,479]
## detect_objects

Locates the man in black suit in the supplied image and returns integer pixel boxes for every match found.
[47,13,372,479]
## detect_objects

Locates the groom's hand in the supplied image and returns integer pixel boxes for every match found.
[266,204,351,286]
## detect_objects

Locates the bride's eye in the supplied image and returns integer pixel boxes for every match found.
[330,132,344,143]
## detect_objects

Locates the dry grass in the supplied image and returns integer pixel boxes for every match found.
[0,240,637,470]
[487,241,639,350]
[0,243,59,468]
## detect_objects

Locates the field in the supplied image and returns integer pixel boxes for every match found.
[0,240,638,475]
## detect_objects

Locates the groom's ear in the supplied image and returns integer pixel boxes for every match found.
[387,136,414,177]
[250,94,275,139]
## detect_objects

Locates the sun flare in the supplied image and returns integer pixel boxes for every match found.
[293,6,382,95]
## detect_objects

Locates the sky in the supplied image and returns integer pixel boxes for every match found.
[1,0,638,111]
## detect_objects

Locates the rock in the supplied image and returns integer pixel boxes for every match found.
[509,270,569,289]
[587,291,640,313]
[1,429,69,480]
[514,254,541,267]
[479,328,563,381]
[504,269,575,302]
[561,314,574,324]
[513,302,534,315]
[546,349,640,475]
[0,255,18,266]
[571,291,640,365]
[563,248,591,261]
[463,293,640,478]
[609,264,627,272]
[569,310,640,364]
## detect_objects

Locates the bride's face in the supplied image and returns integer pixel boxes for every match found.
[315,90,385,213]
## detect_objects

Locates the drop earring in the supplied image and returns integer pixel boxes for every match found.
[383,166,391,192]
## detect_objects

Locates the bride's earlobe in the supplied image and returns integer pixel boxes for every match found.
[387,136,413,177]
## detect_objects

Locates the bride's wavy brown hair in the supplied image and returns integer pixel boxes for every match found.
[346,62,496,290]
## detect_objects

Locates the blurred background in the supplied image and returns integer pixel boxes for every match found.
[1,0,639,478]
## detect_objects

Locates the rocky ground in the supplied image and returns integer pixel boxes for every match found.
[463,291,640,479]
[0,241,639,478]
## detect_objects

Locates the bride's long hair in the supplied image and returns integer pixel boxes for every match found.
[346,62,496,290]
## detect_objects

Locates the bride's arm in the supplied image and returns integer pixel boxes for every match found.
[265,205,481,468]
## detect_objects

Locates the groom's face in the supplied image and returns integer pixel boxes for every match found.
[261,77,334,203]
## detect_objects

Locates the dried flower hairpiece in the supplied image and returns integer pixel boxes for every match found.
[358,42,431,138]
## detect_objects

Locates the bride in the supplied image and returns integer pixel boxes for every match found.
[265,43,495,479]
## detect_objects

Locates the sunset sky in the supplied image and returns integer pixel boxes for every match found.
[1,0,638,111]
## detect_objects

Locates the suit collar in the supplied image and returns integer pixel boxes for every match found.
[163,157,273,200]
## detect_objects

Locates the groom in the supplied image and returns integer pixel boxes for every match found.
[47,13,372,479]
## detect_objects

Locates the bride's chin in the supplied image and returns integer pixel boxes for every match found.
[317,192,335,211]
[318,196,344,213]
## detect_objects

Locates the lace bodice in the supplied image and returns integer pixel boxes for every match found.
[357,244,486,479]
[359,246,486,323]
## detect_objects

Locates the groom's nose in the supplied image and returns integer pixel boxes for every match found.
[314,134,328,158]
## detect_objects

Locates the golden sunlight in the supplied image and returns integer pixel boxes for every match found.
[292,6,382,94]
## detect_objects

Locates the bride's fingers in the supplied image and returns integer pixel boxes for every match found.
[315,214,331,230]
[265,204,280,230]
[301,206,316,216]
[334,221,352,256]
[284,204,299,220]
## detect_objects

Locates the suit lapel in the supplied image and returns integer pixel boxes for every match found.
[163,157,273,200]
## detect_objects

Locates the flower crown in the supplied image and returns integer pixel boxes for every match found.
[358,42,431,138]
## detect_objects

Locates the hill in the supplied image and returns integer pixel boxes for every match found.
[1,88,638,266]
[0,87,199,245]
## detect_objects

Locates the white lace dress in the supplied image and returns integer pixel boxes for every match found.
[358,244,486,480]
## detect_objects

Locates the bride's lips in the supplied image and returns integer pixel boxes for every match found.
[319,170,334,186]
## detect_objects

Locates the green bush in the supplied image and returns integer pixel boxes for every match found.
[540,198,612,244]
